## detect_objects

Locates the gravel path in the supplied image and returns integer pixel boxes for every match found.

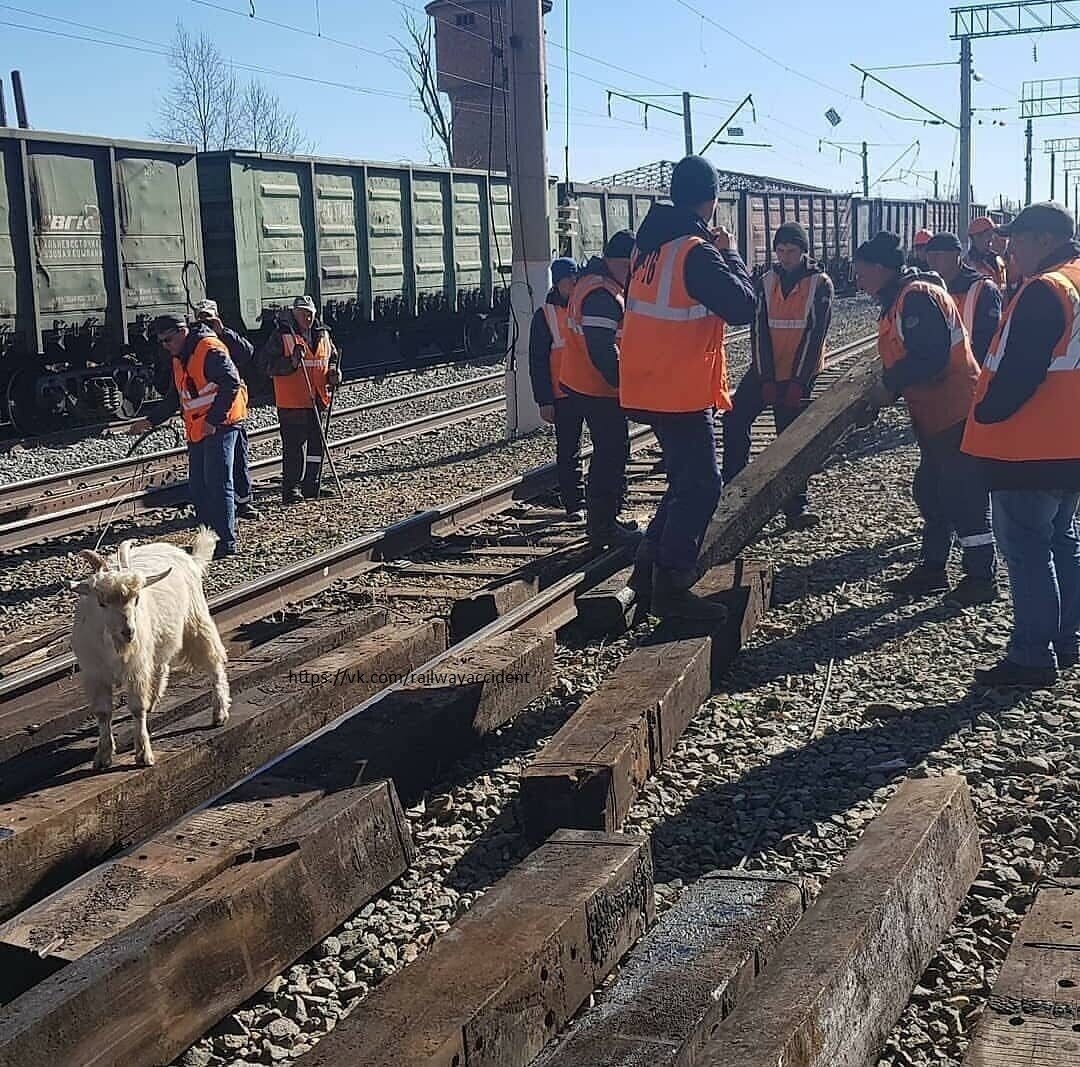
[176,397,1079,1067]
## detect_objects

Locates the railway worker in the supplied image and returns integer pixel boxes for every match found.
[258,295,342,505]
[853,231,996,607]
[137,313,248,558]
[560,230,639,549]
[528,257,584,521]
[909,229,934,271]
[722,220,833,530]
[962,202,1080,687]
[966,216,1008,288]
[923,233,1003,366]
[619,155,757,619]
[193,299,261,521]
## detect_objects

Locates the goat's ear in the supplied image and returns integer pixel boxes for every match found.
[69,579,94,596]
[142,567,173,588]
[77,549,108,573]
[117,540,135,569]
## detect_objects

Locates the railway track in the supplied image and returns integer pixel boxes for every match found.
[2,331,984,1067]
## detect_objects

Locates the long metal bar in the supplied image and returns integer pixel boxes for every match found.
[952,1,1080,39]
[960,36,973,242]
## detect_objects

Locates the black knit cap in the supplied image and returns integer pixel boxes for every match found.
[855,231,905,270]
[774,221,809,253]
[604,229,636,259]
[924,232,962,253]
[669,155,719,208]
[152,313,187,336]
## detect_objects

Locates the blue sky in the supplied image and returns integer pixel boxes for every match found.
[4,0,1080,207]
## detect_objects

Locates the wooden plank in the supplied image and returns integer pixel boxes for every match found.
[701,354,881,568]
[533,871,806,1067]
[0,608,389,778]
[450,577,540,641]
[278,627,555,804]
[520,639,712,842]
[0,619,445,920]
[299,829,654,1067]
[0,624,64,671]
[963,882,1080,1066]
[699,776,981,1067]
[647,562,773,684]
[0,780,414,1067]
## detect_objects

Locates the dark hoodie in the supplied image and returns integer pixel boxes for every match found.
[576,256,624,390]
[877,268,955,398]
[945,266,1002,367]
[971,240,1080,489]
[752,256,834,384]
[149,322,243,430]
[631,203,756,325]
[528,286,567,406]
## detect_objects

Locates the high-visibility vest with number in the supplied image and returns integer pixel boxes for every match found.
[756,267,827,383]
[542,302,571,400]
[173,336,248,444]
[274,330,332,409]
[619,235,729,413]
[963,257,1080,462]
[561,273,623,399]
[878,279,979,437]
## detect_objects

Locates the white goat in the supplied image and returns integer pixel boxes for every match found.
[70,526,230,770]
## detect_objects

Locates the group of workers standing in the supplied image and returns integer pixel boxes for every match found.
[530,154,1080,689]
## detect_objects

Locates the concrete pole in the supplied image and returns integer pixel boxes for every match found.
[1025,119,1034,206]
[683,92,694,157]
[1051,152,1056,201]
[504,0,549,439]
[959,36,973,242]
[861,142,869,198]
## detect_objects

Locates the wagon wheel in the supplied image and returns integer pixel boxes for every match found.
[5,363,58,436]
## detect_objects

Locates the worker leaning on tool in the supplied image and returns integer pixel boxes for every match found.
[257,295,342,505]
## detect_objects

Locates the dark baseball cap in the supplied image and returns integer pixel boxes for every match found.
[152,313,187,336]
[924,232,963,253]
[997,202,1075,240]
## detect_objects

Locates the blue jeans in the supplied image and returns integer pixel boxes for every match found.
[233,423,253,506]
[639,409,722,574]
[992,489,1080,668]
[188,426,239,552]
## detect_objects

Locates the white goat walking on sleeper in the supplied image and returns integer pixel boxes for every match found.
[70,526,230,770]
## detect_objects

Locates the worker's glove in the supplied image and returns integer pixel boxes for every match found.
[328,366,342,389]
[781,380,806,409]
[760,380,778,406]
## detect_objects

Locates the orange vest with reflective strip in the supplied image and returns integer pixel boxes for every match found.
[879,279,979,438]
[273,330,332,409]
[963,258,1080,462]
[172,336,248,444]
[619,235,729,414]
[757,268,827,382]
[542,302,571,401]
[970,252,1007,289]
[561,273,622,399]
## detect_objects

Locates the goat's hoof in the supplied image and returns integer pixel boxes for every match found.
[134,749,156,767]
[93,754,114,772]
[212,708,229,726]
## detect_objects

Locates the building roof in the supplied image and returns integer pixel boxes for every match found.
[591,160,833,195]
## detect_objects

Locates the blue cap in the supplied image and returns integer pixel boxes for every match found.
[551,257,578,284]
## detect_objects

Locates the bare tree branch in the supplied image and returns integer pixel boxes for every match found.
[240,78,311,155]
[394,11,453,167]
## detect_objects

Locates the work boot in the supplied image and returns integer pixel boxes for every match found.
[974,659,1057,689]
[588,517,640,550]
[785,511,821,531]
[1057,647,1079,669]
[889,564,949,597]
[212,541,239,560]
[650,566,729,622]
[282,487,304,506]
[235,502,262,521]
[944,575,998,607]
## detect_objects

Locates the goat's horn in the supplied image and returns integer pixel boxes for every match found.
[117,539,135,568]
[77,549,108,572]
[142,568,173,587]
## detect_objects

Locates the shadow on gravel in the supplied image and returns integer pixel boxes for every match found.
[646,684,1025,885]
[768,535,918,604]
[356,431,544,480]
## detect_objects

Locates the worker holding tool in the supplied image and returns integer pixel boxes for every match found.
[257,295,343,505]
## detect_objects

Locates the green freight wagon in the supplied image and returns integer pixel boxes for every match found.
[196,151,514,376]
[0,128,204,433]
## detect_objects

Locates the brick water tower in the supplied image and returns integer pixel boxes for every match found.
[424,0,552,170]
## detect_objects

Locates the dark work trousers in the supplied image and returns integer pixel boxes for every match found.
[278,406,325,498]
[553,396,585,514]
[913,420,995,579]
[187,425,239,552]
[638,408,723,576]
[722,368,814,519]
[561,390,628,532]
[233,423,253,506]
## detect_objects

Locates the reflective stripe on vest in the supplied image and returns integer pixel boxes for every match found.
[619,235,729,414]
[561,273,622,399]
[963,259,1080,462]
[173,336,247,444]
[542,302,570,400]
[758,269,826,382]
[273,330,332,409]
[878,280,978,438]
[960,278,986,342]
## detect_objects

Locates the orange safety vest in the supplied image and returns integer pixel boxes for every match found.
[173,336,248,444]
[273,330,332,409]
[879,279,979,438]
[561,273,623,399]
[963,257,1080,462]
[969,252,1007,289]
[757,268,827,382]
[542,302,571,401]
[619,235,729,414]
